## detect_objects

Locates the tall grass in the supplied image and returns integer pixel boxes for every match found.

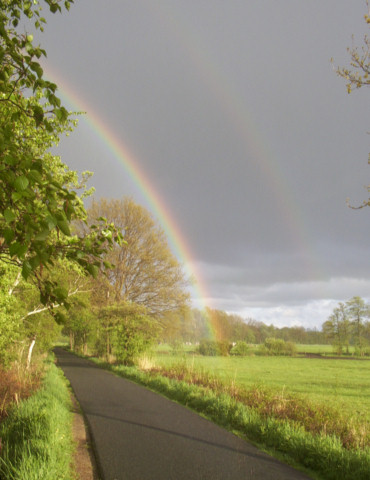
[0,359,74,480]
[91,356,370,480]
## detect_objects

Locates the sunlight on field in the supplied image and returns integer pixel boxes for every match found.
[153,352,370,421]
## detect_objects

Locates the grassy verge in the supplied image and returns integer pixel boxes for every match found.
[90,356,369,480]
[0,358,75,480]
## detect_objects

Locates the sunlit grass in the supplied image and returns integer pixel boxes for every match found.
[0,359,74,480]
[152,354,370,421]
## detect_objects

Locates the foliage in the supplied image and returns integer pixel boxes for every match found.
[0,359,74,480]
[157,308,326,346]
[0,0,122,310]
[83,197,189,316]
[258,337,297,356]
[0,264,23,366]
[323,297,370,355]
[62,296,96,354]
[197,340,231,356]
[334,2,370,93]
[68,301,160,365]
[113,311,159,366]
[333,1,370,209]
[230,341,250,356]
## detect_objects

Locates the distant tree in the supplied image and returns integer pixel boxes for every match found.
[333,1,370,209]
[323,302,351,354]
[323,297,369,355]
[85,197,189,317]
[346,296,369,353]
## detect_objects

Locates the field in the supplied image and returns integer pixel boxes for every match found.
[151,349,370,422]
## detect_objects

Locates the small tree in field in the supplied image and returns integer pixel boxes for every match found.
[323,303,351,355]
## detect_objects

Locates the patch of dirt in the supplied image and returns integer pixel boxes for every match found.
[70,394,100,480]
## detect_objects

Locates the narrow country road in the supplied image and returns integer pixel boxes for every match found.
[54,348,311,480]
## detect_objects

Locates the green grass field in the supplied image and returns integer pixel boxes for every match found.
[151,352,370,422]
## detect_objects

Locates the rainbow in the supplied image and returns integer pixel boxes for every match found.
[148,2,323,280]
[43,67,220,337]
[43,4,323,339]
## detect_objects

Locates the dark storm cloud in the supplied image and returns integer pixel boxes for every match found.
[38,1,369,327]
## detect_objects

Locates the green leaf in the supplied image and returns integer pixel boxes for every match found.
[57,219,71,236]
[54,287,69,301]
[22,261,33,280]
[45,215,57,230]
[9,243,28,258]
[54,311,67,324]
[29,256,40,269]
[50,3,60,13]
[86,264,99,278]
[35,229,50,241]
[11,192,23,202]
[14,175,29,191]
[29,169,42,183]
[3,228,15,244]
[32,105,44,126]
[4,209,16,223]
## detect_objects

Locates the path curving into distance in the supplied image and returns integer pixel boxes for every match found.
[54,348,311,480]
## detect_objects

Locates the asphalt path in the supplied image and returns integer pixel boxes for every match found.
[54,348,311,480]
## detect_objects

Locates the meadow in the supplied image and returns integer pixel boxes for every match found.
[151,348,370,422]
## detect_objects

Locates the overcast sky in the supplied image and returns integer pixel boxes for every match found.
[34,0,369,329]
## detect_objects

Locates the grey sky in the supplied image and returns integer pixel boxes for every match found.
[36,0,369,328]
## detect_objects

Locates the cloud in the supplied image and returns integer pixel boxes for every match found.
[191,260,370,328]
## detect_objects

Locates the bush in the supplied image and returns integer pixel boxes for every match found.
[230,341,250,356]
[197,340,232,356]
[113,314,158,365]
[197,340,219,356]
[261,338,297,356]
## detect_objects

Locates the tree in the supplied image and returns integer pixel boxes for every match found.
[323,302,351,354]
[333,1,370,209]
[85,197,189,317]
[346,296,369,353]
[93,302,158,364]
[0,1,122,311]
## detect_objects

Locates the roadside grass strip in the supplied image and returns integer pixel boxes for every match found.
[92,358,370,480]
[0,359,74,480]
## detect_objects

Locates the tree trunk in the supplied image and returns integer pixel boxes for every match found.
[69,332,75,351]
[26,336,36,370]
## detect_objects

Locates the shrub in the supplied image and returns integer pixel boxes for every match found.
[197,340,232,356]
[197,340,219,356]
[230,341,250,356]
[113,314,158,365]
[262,338,297,356]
